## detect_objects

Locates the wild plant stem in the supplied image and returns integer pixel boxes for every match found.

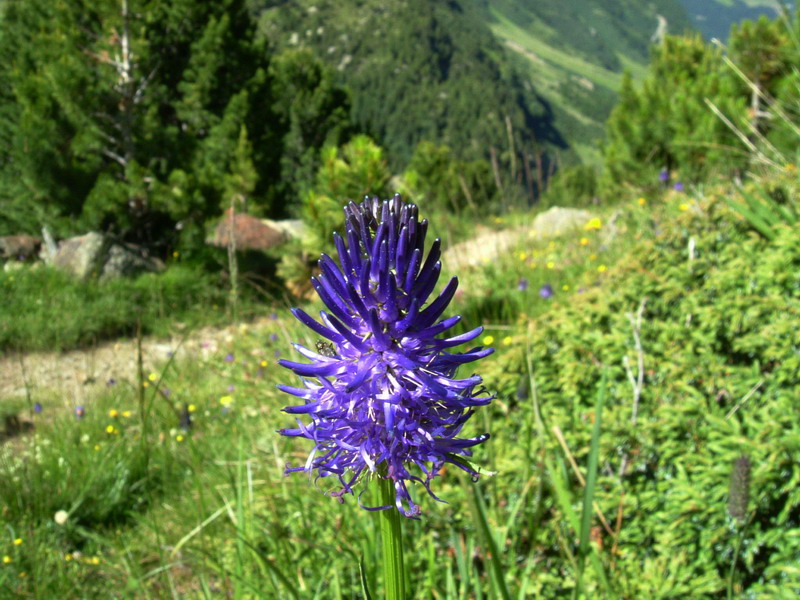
[378,477,406,600]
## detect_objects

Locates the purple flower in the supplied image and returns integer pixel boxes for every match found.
[278,195,493,517]
[227,384,236,392]
[270,333,279,342]
[659,168,669,183]
[539,283,554,299]
[224,353,235,363]
[34,402,42,414]
[75,405,85,419]
[107,378,117,387]
[517,277,529,291]
[674,181,684,192]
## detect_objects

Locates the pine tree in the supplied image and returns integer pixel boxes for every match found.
[0,0,352,252]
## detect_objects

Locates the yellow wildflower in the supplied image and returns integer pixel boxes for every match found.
[64,554,73,562]
[589,253,597,261]
[502,336,512,346]
[598,265,607,273]
[148,373,158,382]
[584,217,602,230]
[90,556,100,565]
[2,556,11,564]
[562,285,570,291]
[172,251,180,258]
[121,410,132,418]
[580,237,589,246]
[94,445,101,451]
[142,381,149,388]
[482,335,495,346]
[679,203,689,211]
[546,261,555,269]
[108,409,119,418]
[220,395,234,407]
[13,539,21,546]
[260,360,268,367]
[188,404,197,413]
[638,197,646,206]
[176,435,184,443]
[518,251,527,261]
[105,425,115,434]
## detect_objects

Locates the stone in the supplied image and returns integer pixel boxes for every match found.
[530,207,595,236]
[100,243,164,281]
[0,235,42,261]
[211,212,286,251]
[52,232,108,280]
[263,218,305,241]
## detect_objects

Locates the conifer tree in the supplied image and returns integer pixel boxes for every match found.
[0,0,351,251]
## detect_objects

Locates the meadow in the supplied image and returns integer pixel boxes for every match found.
[2,170,798,599]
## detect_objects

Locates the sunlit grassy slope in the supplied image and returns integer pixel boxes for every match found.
[4,174,798,598]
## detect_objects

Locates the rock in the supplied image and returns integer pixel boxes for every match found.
[530,207,595,236]
[0,235,42,261]
[52,232,108,280]
[100,243,164,281]
[263,218,305,241]
[211,212,286,251]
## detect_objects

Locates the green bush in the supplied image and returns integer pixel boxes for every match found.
[483,194,800,597]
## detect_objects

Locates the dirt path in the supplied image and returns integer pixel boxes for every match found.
[1,223,539,407]
[0,317,279,406]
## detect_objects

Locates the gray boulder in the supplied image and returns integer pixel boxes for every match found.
[52,232,108,280]
[100,243,164,281]
[530,207,594,236]
[52,232,163,281]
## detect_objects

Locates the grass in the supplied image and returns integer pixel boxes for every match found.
[488,9,625,93]
[1,182,798,598]
[0,263,280,354]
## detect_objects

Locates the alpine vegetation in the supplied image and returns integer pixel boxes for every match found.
[278,195,494,517]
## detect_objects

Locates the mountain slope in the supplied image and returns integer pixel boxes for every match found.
[483,0,694,162]
[259,0,564,169]
[257,0,696,169]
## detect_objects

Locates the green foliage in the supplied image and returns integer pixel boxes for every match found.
[277,135,391,296]
[601,35,747,193]
[484,193,800,598]
[602,13,800,195]
[0,0,352,254]
[541,164,598,208]
[400,141,497,215]
[0,265,232,352]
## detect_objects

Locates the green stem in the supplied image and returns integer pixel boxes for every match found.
[379,477,406,600]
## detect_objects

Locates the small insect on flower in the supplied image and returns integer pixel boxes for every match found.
[278,195,494,517]
[315,340,337,358]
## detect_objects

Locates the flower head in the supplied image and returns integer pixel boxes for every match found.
[539,283,554,299]
[278,195,493,517]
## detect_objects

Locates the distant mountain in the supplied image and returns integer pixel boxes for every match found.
[256,0,696,168]
[259,0,564,170]
[676,0,786,41]
[480,0,694,163]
